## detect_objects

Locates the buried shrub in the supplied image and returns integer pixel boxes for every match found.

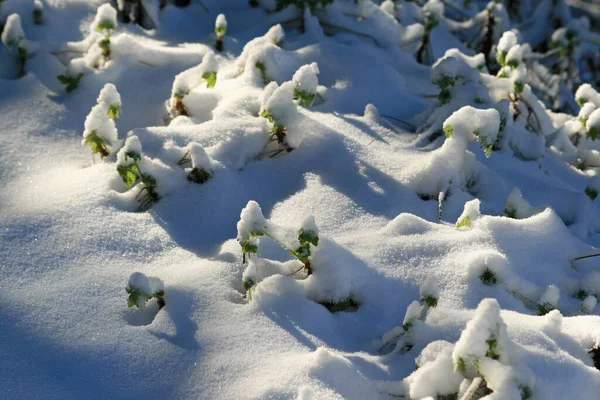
[126,272,165,310]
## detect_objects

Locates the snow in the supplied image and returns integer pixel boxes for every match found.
[576,84,600,107]
[91,3,117,33]
[97,83,121,112]
[116,135,142,166]
[82,103,118,152]
[215,13,227,31]
[2,1,600,399]
[292,63,319,95]
[1,13,24,47]
[497,31,518,54]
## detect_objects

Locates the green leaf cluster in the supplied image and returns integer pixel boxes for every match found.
[586,187,598,201]
[83,130,110,158]
[108,104,120,119]
[479,268,497,285]
[293,89,316,107]
[57,73,84,93]
[456,216,471,228]
[202,71,217,89]
[126,285,165,309]
[96,20,115,32]
[421,295,438,308]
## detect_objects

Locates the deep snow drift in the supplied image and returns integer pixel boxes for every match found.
[1,0,600,399]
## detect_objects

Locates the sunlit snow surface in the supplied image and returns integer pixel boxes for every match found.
[1,0,600,399]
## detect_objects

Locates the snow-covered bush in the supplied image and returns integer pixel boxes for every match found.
[215,14,226,52]
[537,284,560,315]
[86,4,118,68]
[258,81,300,158]
[2,14,28,77]
[292,63,319,107]
[126,272,165,309]
[82,106,118,160]
[169,51,218,117]
[97,83,122,119]
[116,136,160,211]
[33,0,44,25]
[237,201,320,300]
[456,198,481,228]
[177,143,215,184]
[378,278,439,355]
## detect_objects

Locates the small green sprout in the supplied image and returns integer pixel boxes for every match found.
[587,126,600,141]
[485,337,500,360]
[421,295,438,308]
[536,302,555,315]
[293,89,316,107]
[480,268,498,285]
[255,61,268,84]
[444,124,453,138]
[126,272,165,310]
[202,71,217,89]
[575,289,588,300]
[33,8,43,25]
[586,188,598,201]
[456,216,471,228]
[242,277,255,300]
[505,207,517,219]
[83,130,111,159]
[215,14,227,52]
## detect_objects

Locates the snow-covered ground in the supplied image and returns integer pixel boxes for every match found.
[1,0,600,399]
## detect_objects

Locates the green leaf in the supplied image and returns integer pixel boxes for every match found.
[202,71,217,89]
[293,89,316,107]
[125,286,148,308]
[520,386,532,400]
[456,216,471,229]
[241,240,258,254]
[188,167,211,184]
[421,295,438,308]
[83,131,110,157]
[577,98,588,107]
[574,289,588,300]
[454,356,467,375]
[479,268,497,285]
[438,88,451,104]
[215,26,226,38]
[108,104,120,119]
[587,126,600,141]
[537,302,554,315]
[117,164,138,188]
[433,75,455,90]
[99,38,110,51]
[444,124,453,138]
[505,207,517,219]
[57,74,70,84]
[514,81,524,94]
[497,51,506,67]
[124,151,141,163]
[298,229,319,247]
[260,110,275,124]
[293,243,311,262]
[141,173,157,188]
[507,59,519,68]
[242,277,255,291]
[485,338,499,360]
[586,188,598,201]
[97,21,115,32]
